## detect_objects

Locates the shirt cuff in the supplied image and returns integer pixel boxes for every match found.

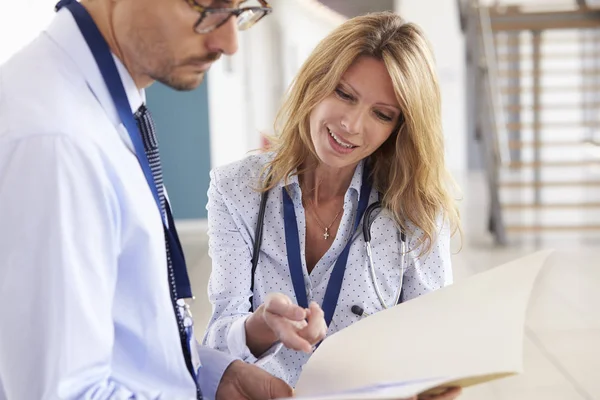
[196,345,238,400]
[227,314,284,366]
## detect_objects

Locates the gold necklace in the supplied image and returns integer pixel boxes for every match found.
[308,202,344,240]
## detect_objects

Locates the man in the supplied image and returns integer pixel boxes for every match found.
[0,0,294,398]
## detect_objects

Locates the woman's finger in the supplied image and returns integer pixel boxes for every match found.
[299,302,327,345]
[418,387,462,400]
[264,293,307,321]
[265,312,312,352]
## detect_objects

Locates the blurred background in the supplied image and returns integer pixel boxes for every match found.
[1,1,599,399]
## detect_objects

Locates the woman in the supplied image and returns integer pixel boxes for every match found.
[202,11,461,396]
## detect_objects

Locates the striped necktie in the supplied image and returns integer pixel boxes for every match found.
[134,104,202,399]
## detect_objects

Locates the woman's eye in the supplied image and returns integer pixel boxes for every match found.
[335,88,353,101]
[375,110,393,122]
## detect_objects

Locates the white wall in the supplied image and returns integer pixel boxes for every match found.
[0,1,55,64]
[395,0,468,175]
[206,38,251,170]
[207,0,346,169]
[273,0,346,87]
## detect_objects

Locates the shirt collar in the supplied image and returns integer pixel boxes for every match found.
[347,160,365,195]
[46,8,146,127]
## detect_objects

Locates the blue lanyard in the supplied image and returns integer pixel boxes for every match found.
[56,0,193,298]
[282,169,371,326]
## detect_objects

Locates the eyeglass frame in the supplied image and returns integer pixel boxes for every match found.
[184,0,272,34]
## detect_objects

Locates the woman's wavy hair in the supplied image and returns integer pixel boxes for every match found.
[261,11,461,255]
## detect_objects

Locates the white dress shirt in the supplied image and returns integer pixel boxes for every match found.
[0,9,234,400]
[202,153,453,387]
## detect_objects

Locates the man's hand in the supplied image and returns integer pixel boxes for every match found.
[246,293,327,356]
[216,360,293,400]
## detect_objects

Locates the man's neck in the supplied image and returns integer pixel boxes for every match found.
[80,0,151,89]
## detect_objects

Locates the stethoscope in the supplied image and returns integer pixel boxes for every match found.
[350,201,407,318]
[250,192,408,318]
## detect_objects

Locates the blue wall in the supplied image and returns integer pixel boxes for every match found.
[146,82,211,219]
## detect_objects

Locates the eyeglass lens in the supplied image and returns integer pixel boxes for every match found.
[196,8,266,33]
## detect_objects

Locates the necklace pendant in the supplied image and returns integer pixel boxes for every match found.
[323,228,330,240]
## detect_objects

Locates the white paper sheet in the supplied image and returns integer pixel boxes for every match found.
[279,250,553,400]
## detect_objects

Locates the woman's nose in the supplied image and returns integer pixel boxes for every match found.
[340,108,367,135]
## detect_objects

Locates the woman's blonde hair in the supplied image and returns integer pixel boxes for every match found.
[261,11,460,255]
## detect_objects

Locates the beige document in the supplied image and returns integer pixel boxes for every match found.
[279,250,553,400]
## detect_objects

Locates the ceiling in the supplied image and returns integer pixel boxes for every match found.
[319,0,600,16]
[318,0,396,18]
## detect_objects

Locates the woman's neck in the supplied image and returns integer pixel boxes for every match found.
[299,160,358,205]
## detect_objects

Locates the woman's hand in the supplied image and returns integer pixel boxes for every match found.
[396,387,463,400]
[246,293,327,356]
[417,387,462,400]
[264,294,327,352]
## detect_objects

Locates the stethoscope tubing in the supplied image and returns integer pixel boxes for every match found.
[363,201,407,310]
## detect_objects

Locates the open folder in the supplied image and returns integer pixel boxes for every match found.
[278,250,554,400]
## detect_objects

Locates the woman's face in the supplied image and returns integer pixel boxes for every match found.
[309,56,401,171]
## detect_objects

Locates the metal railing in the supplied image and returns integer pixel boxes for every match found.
[459,0,509,245]
[478,5,512,168]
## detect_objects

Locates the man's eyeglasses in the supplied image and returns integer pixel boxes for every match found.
[185,0,272,34]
